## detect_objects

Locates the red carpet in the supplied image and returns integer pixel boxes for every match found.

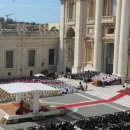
[13,89,130,110]
[118,89,130,95]
[54,92,126,109]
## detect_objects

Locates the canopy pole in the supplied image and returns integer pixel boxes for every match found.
[33,90,39,113]
[16,93,22,103]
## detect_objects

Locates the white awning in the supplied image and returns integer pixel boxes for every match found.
[0,82,59,94]
[34,73,46,77]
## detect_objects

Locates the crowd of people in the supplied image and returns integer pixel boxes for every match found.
[65,70,121,87]
[92,73,121,86]
[22,110,130,130]
[41,80,77,94]
[0,77,78,103]
[65,70,99,82]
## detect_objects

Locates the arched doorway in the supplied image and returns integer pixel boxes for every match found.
[64,28,75,73]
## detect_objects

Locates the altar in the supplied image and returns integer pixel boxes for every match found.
[0,82,62,124]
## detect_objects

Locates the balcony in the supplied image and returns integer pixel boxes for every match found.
[65,19,75,25]
[101,16,116,24]
[86,17,95,25]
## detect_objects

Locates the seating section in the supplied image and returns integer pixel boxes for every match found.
[22,110,130,130]
[0,79,77,103]
[66,70,121,86]
[92,73,121,86]
[67,70,99,81]
[0,88,16,102]
[41,80,77,94]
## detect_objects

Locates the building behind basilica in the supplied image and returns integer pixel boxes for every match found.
[1,0,130,80]
[58,0,130,80]
[0,22,59,79]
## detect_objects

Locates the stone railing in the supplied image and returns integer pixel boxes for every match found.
[86,17,95,25]
[2,30,18,36]
[101,16,116,24]
[0,30,59,38]
[66,19,75,25]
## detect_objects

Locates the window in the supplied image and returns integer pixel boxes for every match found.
[6,50,13,68]
[107,28,115,34]
[68,1,75,19]
[49,49,55,65]
[104,0,117,16]
[28,50,35,67]
[112,0,117,16]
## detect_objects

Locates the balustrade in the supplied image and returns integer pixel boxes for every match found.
[101,16,116,24]
[66,19,75,25]
[0,23,59,37]
[86,17,95,24]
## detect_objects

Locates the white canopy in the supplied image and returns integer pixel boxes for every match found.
[0,82,59,94]
[34,73,46,77]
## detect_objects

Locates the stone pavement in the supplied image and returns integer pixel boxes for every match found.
[58,77,130,108]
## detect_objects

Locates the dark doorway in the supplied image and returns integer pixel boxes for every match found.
[30,70,33,77]
[106,43,114,74]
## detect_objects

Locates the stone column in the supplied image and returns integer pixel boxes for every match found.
[93,0,103,71]
[118,0,130,79]
[22,23,26,36]
[39,24,43,36]
[72,0,87,73]
[57,0,65,73]
[0,22,2,36]
[17,23,21,36]
[113,0,122,75]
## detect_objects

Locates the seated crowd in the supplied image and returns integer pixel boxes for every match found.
[0,77,77,103]
[41,80,77,94]
[23,110,130,130]
[92,73,121,86]
[66,70,99,82]
[65,70,121,86]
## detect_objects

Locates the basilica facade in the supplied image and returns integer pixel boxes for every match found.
[58,0,130,79]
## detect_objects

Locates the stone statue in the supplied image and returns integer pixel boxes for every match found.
[68,47,73,61]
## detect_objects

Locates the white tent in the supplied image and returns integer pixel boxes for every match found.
[0,82,60,113]
[0,82,59,94]
[34,73,46,77]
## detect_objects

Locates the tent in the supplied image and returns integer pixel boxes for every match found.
[0,82,59,113]
[34,73,46,77]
